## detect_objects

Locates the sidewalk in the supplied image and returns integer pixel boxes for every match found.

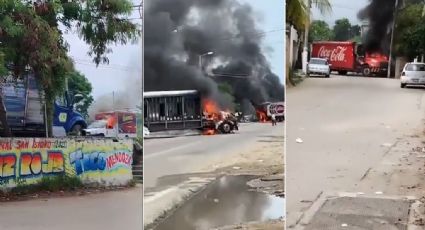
[145,129,201,139]
[0,186,143,230]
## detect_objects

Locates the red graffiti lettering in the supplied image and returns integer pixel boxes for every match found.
[32,140,53,149]
[16,140,29,150]
[0,155,16,178]
[106,152,132,169]
[0,141,12,151]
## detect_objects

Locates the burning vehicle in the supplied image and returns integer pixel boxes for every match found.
[202,99,238,135]
[83,111,137,138]
[144,90,238,135]
[311,41,388,76]
[255,102,285,122]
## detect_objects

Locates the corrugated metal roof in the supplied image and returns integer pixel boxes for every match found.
[144,90,199,98]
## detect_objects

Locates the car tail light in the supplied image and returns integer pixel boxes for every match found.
[401,72,405,76]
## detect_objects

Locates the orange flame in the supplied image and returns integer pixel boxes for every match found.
[203,98,221,121]
[256,110,268,123]
[106,116,117,128]
[202,98,222,135]
[203,128,216,135]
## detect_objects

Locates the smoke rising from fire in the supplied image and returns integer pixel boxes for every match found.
[358,0,399,52]
[144,0,284,112]
[88,66,142,121]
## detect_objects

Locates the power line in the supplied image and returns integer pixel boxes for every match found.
[73,59,140,72]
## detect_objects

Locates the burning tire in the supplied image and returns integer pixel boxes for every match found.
[219,121,233,134]
[362,67,371,77]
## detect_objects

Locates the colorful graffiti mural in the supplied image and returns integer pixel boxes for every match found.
[0,138,133,188]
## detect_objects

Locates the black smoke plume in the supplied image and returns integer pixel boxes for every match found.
[144,0,284,111]
[358,0,400,52]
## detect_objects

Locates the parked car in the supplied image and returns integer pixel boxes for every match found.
[400,62,425,88]
[307,58,331,78]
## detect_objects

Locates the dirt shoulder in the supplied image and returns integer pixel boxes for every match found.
[215,219,285,230]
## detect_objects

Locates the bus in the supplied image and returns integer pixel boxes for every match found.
[143,90,203,132]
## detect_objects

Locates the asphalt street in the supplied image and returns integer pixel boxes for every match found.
[286,75,425,226]
[144,122,284,189]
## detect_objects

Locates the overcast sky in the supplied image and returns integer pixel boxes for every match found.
[240,0,285,83]
[63,0,142,106]
[62,0,283,106]
[312,0,369,26]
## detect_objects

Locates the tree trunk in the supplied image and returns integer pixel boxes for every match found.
[0,95,12,137]
[46,99,53,137]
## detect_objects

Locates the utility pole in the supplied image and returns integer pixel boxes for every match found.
[302,0,312,74]
[387,0,399,78]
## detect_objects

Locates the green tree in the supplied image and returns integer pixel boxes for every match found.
[286,0,332,85]
[333,18,352,41]
[309,20,333,41]
[286,0,332,31]
[394,3,424,58]
[0,0,139,136]
[67,71,93,119]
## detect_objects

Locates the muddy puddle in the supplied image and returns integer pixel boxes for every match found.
[153,175,285,230]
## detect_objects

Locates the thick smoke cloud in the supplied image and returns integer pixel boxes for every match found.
[358,0,399,52]
[144,0,284,111]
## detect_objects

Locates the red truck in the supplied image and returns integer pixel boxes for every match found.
[83,111,137,138]
[311,41,388,76]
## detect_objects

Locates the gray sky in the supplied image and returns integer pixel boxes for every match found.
[312,0,368,26]
[240,0,285,83]
[63,0,283,106]
[63,0,142,104]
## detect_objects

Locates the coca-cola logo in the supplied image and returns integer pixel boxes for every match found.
[318,46,347,62]
[270,104,284,114]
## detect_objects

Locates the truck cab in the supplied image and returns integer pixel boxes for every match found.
[53,92,87,136]
[1,73,87,137]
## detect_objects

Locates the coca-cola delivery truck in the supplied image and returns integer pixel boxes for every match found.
[311,41,388,76]
[256,102,285,122]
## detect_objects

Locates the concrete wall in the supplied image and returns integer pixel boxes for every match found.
[0,138,133,190]
[395,57,408,79]
[286,25,299,68]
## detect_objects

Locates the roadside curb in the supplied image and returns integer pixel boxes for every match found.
[144,133,201,139]
[143,176,216,229]
[290,191,422,230]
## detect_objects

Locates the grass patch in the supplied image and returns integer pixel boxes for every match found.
[289,68,305,86]
[11,175,83,195]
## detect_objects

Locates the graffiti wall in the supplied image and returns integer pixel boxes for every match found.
[0,138,133,189]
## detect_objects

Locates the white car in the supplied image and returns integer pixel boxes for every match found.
[307,58,331,78]
[400,62,425,88]
[143,126,150,137]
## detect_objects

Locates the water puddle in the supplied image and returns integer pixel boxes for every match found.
[153,175,285,230]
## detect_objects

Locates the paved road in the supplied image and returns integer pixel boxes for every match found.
[0,187,142,230]
[144,122,284,189]
[286,75,425,226]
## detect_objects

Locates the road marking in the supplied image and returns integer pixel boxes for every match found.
[144,140,203,159]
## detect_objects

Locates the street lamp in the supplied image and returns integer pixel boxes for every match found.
[199,51,214,69]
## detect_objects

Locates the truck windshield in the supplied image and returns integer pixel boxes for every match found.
[406,64,425,71]
[310,59,327,65]
[88,120,107,129]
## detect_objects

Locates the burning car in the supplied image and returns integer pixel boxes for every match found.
[83,111,137,138]
[202,99,238,135]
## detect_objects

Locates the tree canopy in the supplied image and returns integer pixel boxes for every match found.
[333,18,352,41]
[0,0,140,136]
[309,20,333,42]
[394,3,424,59]
[67,71,94,119]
